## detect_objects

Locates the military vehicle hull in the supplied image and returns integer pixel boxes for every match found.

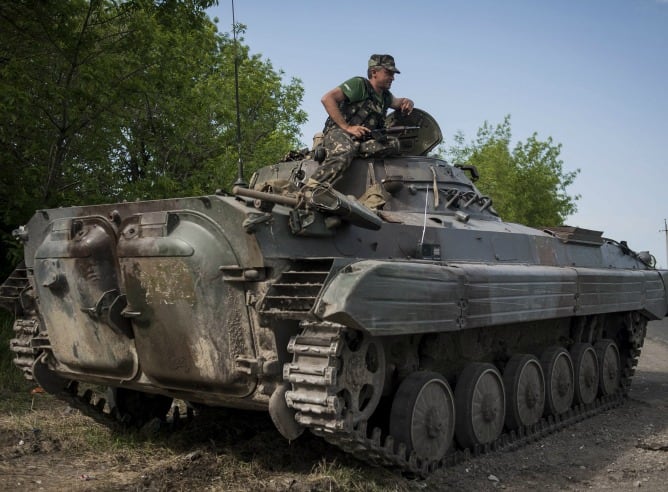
[3,116,667,473]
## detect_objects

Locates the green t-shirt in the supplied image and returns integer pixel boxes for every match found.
[339,77,393,106]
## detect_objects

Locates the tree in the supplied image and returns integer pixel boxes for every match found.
[0,0,306,275]
[444,116,579,227]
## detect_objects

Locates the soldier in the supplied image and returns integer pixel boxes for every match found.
[305,54,414,188]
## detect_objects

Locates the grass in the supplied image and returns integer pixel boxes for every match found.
[0,386,414,491]
[309,457,410,491]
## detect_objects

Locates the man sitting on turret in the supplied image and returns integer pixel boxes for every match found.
[304,54,414,189]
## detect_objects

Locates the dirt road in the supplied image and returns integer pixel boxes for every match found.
[1,320,667,491]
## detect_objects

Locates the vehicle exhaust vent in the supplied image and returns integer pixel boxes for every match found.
[259,259,333,320]
[0,262,30,314]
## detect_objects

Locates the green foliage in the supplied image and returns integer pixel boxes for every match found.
[444,116,580,227]
[0,0,306,274]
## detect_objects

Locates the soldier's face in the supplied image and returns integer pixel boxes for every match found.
[375,68,395,90]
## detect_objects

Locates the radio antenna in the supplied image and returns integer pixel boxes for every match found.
[661,218,668,268]
[232,0,246,187]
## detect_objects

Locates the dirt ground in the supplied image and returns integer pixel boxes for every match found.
[1,320,667,491]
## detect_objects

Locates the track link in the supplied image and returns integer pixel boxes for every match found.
[284,321,347,431]
[8,316,125,428]
[36,380,193,432]
[9,317,187,431]
[284,319,640,476]
[8,316,132,429]
[10,315,41,380]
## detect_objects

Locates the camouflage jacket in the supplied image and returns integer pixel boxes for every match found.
[324,77,394,133]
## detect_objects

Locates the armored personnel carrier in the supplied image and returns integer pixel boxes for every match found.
[2,110,667,474]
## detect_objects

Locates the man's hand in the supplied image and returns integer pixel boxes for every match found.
[399,98,414,114]
[344,125,371,139]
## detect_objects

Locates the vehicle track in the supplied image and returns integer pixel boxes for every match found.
[9,313,645,476]
[284,319,641,476]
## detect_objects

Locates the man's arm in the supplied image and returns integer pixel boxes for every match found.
[321,87,370,139]
[390,96,414,115]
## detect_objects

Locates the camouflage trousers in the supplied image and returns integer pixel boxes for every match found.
[311,127,399,184]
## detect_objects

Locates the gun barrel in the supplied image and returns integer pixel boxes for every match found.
[385,125,420,133]
[363,125,420,142]
[232,186,299,207]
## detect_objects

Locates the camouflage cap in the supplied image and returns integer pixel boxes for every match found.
[368,54,400,74]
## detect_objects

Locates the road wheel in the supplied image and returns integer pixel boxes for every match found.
[594,339,621,396]
[503,354,545,430]
[389,371,455,461]
[455,363,505,449]
[571,343,599,405]
[541,346,574,416]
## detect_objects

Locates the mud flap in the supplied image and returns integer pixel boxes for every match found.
[32,353,69,395]
[268,382,304,440]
